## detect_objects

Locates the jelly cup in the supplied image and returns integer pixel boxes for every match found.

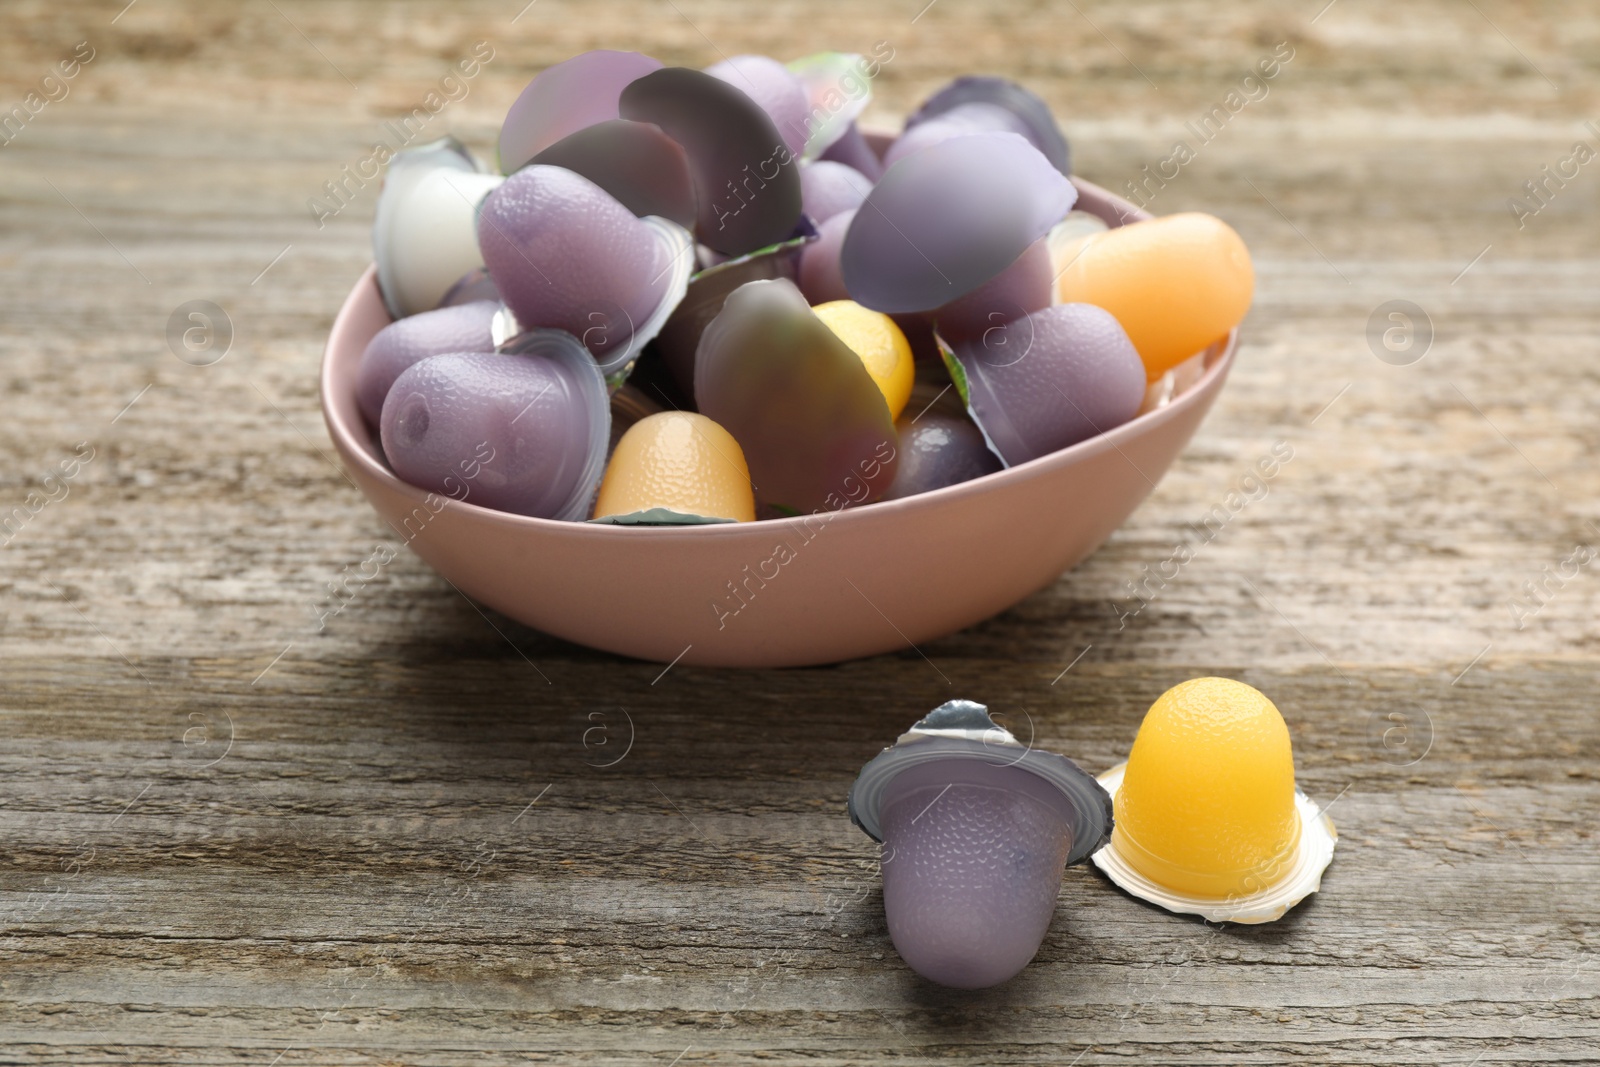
[1091,678,1338,923]
[850,700,1112,988]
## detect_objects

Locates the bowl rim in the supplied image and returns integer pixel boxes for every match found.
[321,177,1238,543]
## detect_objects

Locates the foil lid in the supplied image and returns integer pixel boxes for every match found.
[848,699,1113,867]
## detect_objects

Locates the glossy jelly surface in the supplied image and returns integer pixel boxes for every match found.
[593,412,755,522]
[812,300,914,419]
[932,237,1053,344]
[1054,212,1253,381]
[883,101,1035,170]
[1113,677,1301,898]
[902,75,1070,175]
[527,119,696,227]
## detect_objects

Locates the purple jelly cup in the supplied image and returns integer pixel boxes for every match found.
[849,700,1112,989]
[939,303,1148,467]
[478,164,695,379]
[379,330,609,521]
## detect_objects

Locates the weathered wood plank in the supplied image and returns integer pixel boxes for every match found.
[2,0,1598,1062]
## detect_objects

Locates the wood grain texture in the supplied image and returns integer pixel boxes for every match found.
[1,0,1597,1062]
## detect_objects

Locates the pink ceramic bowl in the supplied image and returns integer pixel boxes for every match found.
[321,179,1236,667]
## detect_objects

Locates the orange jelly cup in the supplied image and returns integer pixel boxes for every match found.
[1111,677,1302,899]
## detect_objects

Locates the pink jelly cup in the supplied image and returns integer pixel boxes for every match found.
[320,177,1236,668]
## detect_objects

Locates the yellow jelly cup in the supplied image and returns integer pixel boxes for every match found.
[1091,678,1337,923]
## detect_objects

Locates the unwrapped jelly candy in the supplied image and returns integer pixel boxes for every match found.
[526,119,696,228]
[797,208,854,305]
[811,299,914,419]
[651,227,816,404]
[819,120,885,181]
[894,76,1070,175]
[885,102,1038,170]
[883,409,1002,500]
[705,54,810,158]
[931,237,1053,344]
[1114,678,1299,898]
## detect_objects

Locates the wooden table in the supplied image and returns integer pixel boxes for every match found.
[3,0,1596,1062]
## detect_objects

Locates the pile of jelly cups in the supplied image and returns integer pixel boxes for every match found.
[357,49,1255,523]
